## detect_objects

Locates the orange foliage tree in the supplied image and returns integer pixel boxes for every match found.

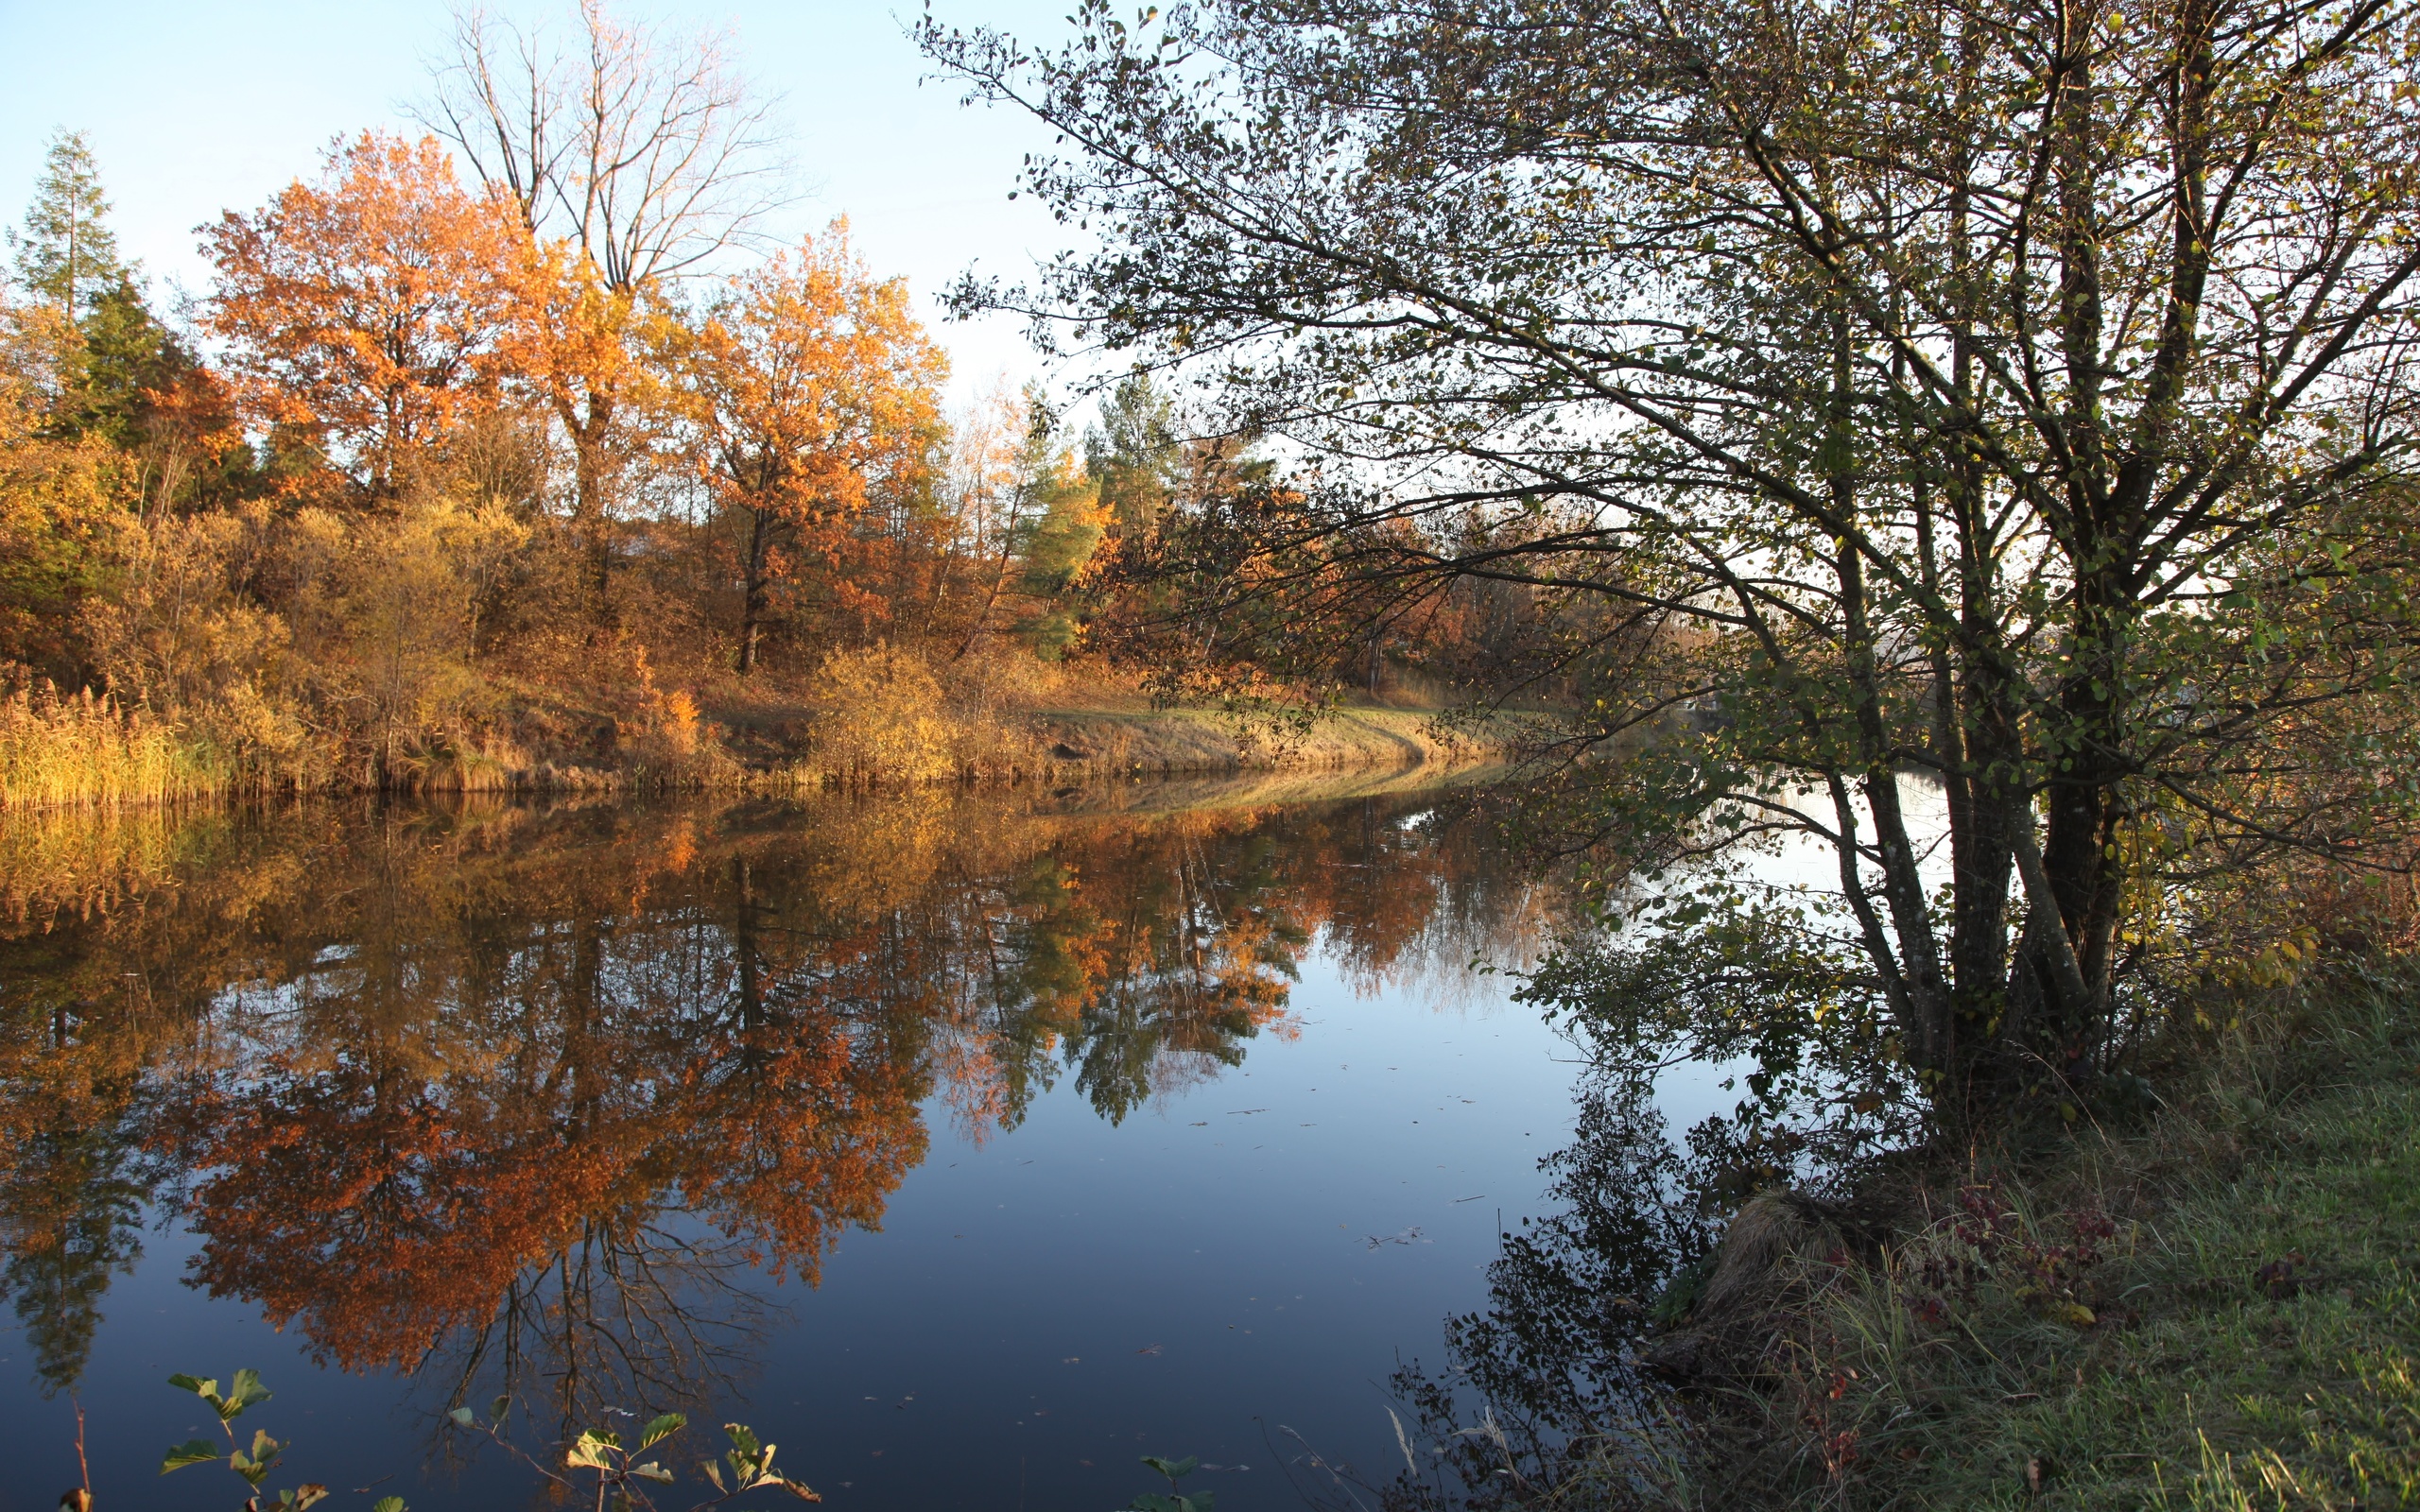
[200,133,532,500]
[418,0,793,621]
[669,224,946,673]
[509,246,656,612]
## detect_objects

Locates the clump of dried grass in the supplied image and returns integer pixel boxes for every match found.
[0,679,226,809]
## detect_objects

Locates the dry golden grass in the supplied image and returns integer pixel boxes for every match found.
[0,681,226,810]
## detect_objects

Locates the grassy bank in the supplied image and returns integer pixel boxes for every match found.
[1655,966,2420,1510]
[1023,704,1515,777]
[0,671,1528,810]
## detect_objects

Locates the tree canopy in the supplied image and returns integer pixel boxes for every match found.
[923,0,2420,1108]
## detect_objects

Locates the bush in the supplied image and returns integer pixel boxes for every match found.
[811,644,957,785]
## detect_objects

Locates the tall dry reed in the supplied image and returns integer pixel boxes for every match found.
[0,681,225,809]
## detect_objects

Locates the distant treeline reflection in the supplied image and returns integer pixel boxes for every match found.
[0,783,1558,1434]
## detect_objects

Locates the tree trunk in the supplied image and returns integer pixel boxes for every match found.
[565,394,618,626]
[736,506,774,675]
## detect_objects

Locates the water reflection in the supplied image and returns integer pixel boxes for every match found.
[0,778,1555,1452]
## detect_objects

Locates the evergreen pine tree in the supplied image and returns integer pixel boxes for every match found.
[1083,374,1183,532]
[10,129,128,318]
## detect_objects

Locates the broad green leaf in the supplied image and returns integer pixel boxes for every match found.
[1130,1495,1181,1512]
[631,1461,676,1484]
[566,1429,619,1469]
[1142,1455,1200,1480]
[284,1486,328,1510]
[723,1421,762,1457]
[372,1499,407,1512]
[448,1406,476,1427]
[490,1393,511,1424]
[166,1373,215,1399]
[637,1411,686,1451]
[161,1439,220,1474]
[228,1367,272,1414]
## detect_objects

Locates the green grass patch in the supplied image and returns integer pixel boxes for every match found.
[1741,971,2420,1509]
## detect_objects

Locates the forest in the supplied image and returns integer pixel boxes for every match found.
[9,0,2420,1505]
[0,9,1545,811]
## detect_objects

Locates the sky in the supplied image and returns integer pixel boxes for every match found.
[0,0,1087,404]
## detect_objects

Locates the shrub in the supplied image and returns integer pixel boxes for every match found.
[811,644,957,785]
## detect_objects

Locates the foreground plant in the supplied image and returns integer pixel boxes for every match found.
[446,1396,819,1510]
[160,1368,405,1512]
[1127,1453,1214,1512]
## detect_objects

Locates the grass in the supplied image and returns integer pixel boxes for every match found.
[0,668,1524,809]
[0,682,227,809]
[1709,966,2420,1510]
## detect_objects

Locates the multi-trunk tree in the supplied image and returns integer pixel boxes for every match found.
[416,0,792,618]
[925,0,2420,1108]
[669,226,948,674]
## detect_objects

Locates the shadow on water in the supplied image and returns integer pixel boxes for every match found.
[0,774,1580,1499]
[1284,1071,1717,1512]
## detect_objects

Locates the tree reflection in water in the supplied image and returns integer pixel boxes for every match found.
[0,782,1556,1449]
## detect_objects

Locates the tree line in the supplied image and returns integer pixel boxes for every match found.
[5,2,1544,799]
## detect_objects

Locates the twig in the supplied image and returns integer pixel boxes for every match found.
[74,1397,90,1501]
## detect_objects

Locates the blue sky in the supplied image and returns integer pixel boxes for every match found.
[0,0,1084,400]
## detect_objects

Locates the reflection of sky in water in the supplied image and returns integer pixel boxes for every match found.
[0,787,1737,1512]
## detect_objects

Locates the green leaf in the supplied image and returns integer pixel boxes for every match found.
[283,1486,328,1510]
[637,1411,686,1451]
[631,1461,676,1484]
[227,1367,272,1417]
[724,1421,762,1457]
[490,1393,511,1424]
[448,1406,476,1428]
[1130,1496,1181,1512]
[1142,1455,1201,1480]
[567,1429,620,1469]
[161,1439,220,1474]
[372,1499,407,1512]
[232,1430,280,1486]
[166,1373,215,1399]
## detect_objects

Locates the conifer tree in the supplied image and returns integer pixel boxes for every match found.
[9,129,128,319]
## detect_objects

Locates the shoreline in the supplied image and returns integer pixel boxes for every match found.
[2,702,1538,811]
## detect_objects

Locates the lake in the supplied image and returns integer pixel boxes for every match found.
[0,773,1650,1512]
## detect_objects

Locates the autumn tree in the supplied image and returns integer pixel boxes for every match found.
[939,387,1107,661]
[925,0,2420,1109]
[936,378,1043,658]
[670,225,947,674]
[417,0,793,612]
[1,146,137,678]
[201,132,531,502]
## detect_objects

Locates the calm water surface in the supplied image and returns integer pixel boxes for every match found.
[0,776,1610,1511]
